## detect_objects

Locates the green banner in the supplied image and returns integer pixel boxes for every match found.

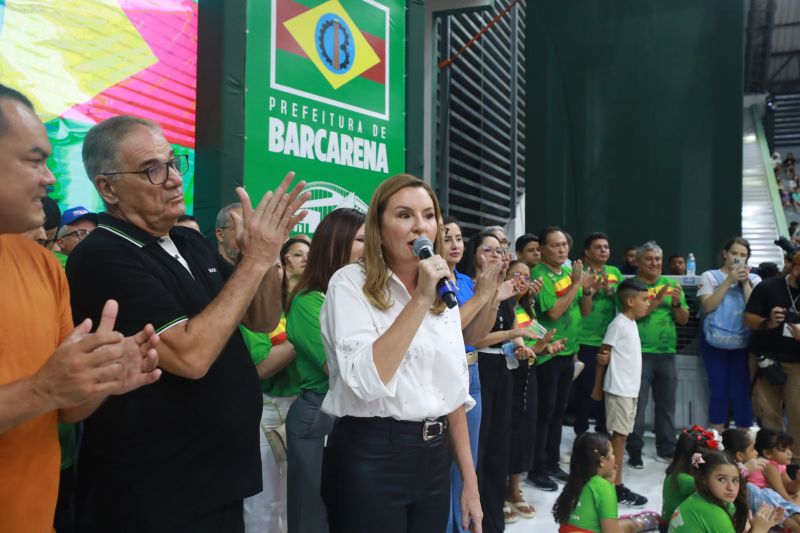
[244,0,406,233]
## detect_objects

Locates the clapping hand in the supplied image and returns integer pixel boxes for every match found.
[545,338,566,355]
[570,260,584,285]
[233,172,310,267]
[97,300,161,396]
[32,299,161,411]
[750,503,784,533]
[475,256,510,301]
[744,457,768,474]
[655,284,671,302]
[670,284,683,304]
[514,345,536,361]
[581,270,598,293]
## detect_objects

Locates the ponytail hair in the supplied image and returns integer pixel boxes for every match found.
[553,432,611,524]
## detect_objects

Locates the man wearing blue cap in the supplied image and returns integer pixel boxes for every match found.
[55,206,98,256]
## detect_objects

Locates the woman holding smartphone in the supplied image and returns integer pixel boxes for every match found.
[698,237,761,432]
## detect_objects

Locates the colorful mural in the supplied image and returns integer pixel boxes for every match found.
[0,0,198,213]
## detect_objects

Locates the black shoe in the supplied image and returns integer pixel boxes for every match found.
[616,484,648,507]
[628,451,644,469]
[527,473,558,492]
[656,452,673,464]
[546,466,569,483]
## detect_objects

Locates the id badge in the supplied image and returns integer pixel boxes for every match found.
[783,323,796,339]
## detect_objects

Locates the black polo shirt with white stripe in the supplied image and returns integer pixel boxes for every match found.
[66,213,262,531]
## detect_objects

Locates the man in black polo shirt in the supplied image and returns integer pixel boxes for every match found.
[67,115,308,532]
[745,251,800,461]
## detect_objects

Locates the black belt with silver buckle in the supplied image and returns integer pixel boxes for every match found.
[422,418,447,441]
[340,416,449,442]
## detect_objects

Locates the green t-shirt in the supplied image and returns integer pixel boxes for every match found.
[54,251,68,269]
[565,475,618,531]
[58,423,76,470]
[635,276,688,354]
[668,492,735,533]
[239,324,300,398]
[515,305,553,365]
[532,263,582,356]
[286,290,329,395]
[661,472,695,522]
[579,265,623,346]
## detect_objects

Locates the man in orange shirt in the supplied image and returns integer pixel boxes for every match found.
[0,84,162,532]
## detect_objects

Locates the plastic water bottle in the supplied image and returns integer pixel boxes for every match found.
[687,253,696,276]
[502,341,519,370]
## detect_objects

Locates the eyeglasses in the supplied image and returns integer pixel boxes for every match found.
[61,229,92,241]
[513,273,531,282]
[287,250,308,259]
[102,154,189,185]
[481,245,504,256]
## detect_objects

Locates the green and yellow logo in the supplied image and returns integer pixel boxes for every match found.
[272,0,390,119]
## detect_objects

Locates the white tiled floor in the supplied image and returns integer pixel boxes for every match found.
[507,432,666,532]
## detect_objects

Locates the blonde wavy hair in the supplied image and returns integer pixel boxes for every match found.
[362,174,446,314]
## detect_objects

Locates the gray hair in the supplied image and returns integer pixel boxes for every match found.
[55,225,71,240]
[636,240,663,261]
[216,203,242,230]
[82,115,162,187]
[482,225,506,236]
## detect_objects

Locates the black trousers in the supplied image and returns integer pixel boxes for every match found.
[476,353,512,533]
[54,465,76,533]
[508,362,537,475]
[322,416,451,533]
[184,500,244,533]
[573,344,607,435]
[80,499,245,533]
[532,355,574,475]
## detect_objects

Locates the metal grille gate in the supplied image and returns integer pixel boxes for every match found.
[435,0,527,238]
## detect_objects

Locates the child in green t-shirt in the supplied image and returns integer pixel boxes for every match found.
[553,432,658,532]
[668,450,783,533]
[661,426,720,525]
[722,427,800,532]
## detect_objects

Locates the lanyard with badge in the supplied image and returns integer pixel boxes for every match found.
[783,276,800,338]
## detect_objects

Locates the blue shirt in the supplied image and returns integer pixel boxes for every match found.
[454,269,477,353]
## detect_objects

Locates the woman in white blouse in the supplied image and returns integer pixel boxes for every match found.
[320,174,484,532]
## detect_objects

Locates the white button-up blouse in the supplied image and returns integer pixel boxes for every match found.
[320,263,475,421]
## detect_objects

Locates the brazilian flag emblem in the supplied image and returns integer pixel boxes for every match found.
[272,0,390,119]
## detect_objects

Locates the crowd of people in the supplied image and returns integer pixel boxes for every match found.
[774,152,800,213]
[3,80,800,533]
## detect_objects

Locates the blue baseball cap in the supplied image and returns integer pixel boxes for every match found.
[61,206,98,227]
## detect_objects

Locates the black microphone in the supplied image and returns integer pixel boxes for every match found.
[412,237,458,309]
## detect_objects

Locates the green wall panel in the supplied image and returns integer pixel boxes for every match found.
[524,0,743,271]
